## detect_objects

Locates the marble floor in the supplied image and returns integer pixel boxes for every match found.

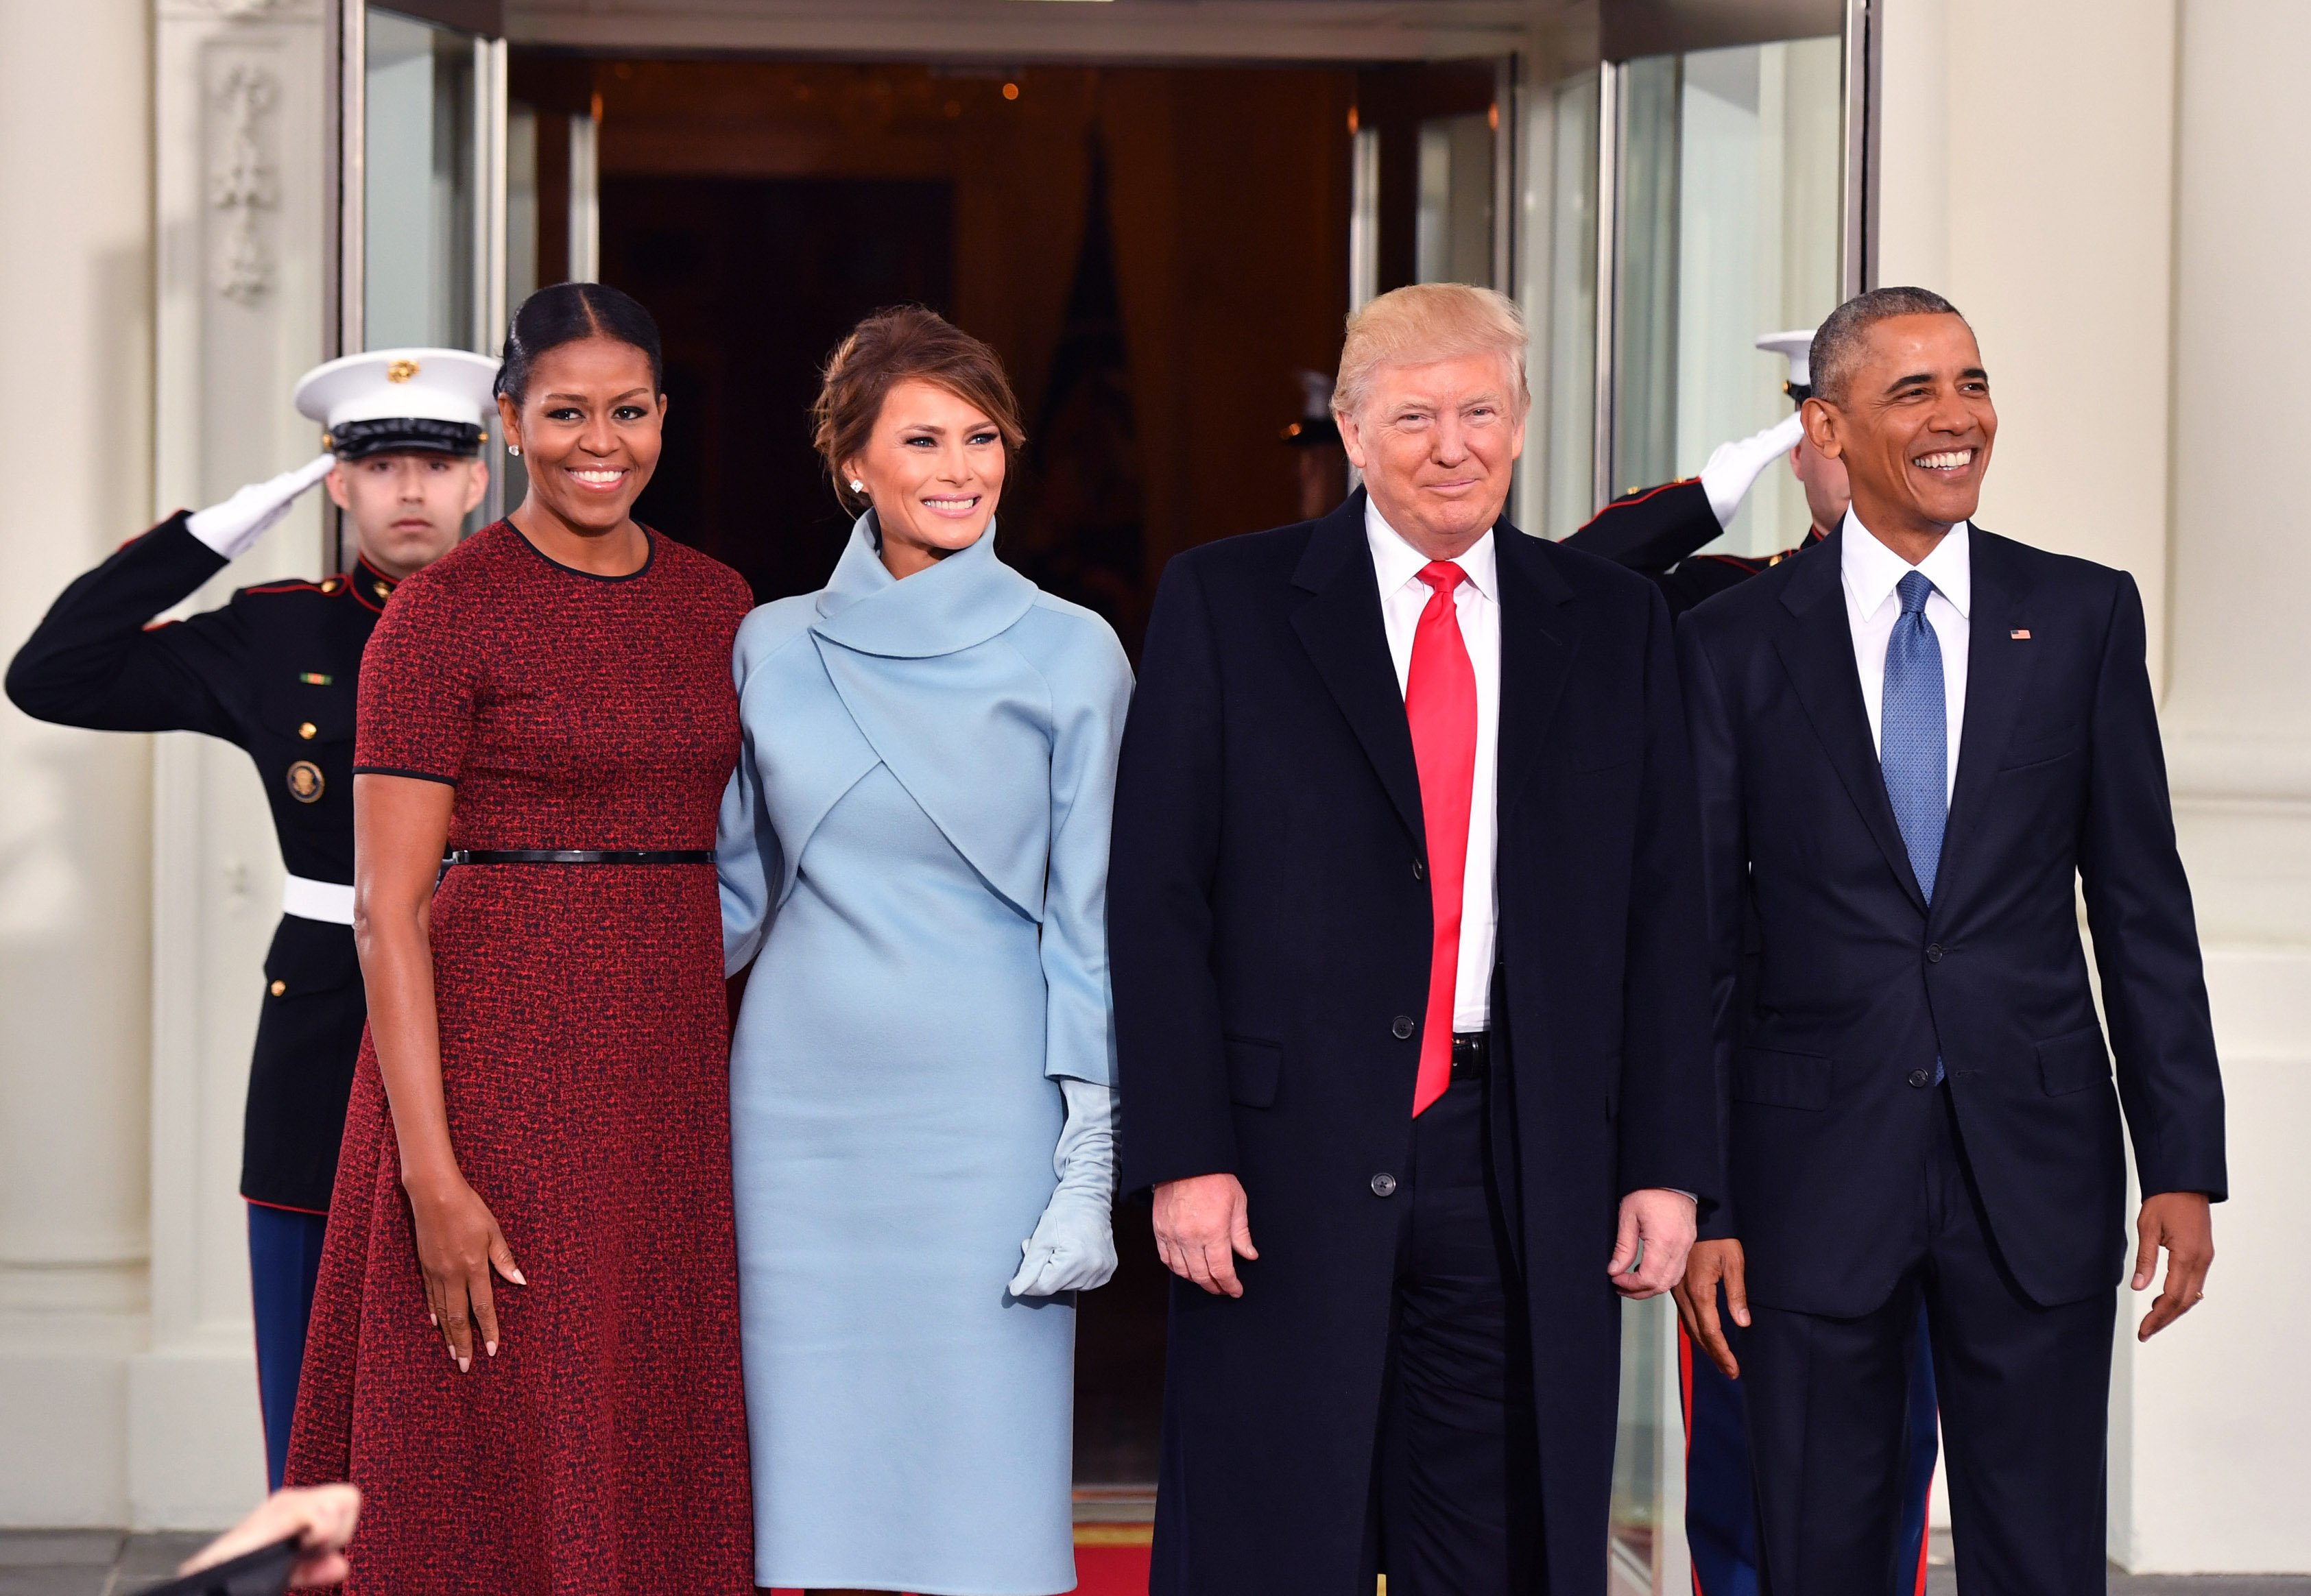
[1921,1532,2311,1595]
[0,1532,210,1596]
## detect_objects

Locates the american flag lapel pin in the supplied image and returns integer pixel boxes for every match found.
[2011,629,2032,640]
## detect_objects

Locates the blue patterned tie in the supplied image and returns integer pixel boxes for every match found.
[1881,570,1947,903]
[1882,570,1948,1085]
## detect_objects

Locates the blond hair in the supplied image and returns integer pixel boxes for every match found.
[1333,283,1530,420]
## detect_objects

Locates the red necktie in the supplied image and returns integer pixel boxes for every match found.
[1405,561,1477,1117]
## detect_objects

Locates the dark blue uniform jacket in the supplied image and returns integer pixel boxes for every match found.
[7,513,395,1211]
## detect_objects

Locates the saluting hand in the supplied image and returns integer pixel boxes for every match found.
[404,1168,525,1371]
[185,452,337,561]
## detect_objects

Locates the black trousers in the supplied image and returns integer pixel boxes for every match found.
[1736,1087,2116,1596]
[1366,1072,1542,1595]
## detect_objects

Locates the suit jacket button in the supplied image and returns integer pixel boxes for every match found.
[1907,1067,1931,1088]
[1370,1172,1398,1197]
[1926,944,1945,963]
[1391,1015,1415,1039]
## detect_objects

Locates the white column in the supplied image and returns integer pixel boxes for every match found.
[1878,0,2180,678]
[2134,0,2311,1573]
[1879,0,2311,1573]
[135,0,331,1530]
[0,0,156,1530]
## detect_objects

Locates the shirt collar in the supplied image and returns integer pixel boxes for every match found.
[1841,509,1972,619]
[1364,495,1498,603]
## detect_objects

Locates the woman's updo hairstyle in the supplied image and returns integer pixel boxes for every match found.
[495,282,664,407]
[812,306,1025,516]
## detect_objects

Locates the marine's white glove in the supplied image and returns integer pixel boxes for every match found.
[186,452,337,560]
[1697,413,1804,530]
[1008,1076,1119,1298]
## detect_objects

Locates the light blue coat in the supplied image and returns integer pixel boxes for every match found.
[717,515,1131,1595]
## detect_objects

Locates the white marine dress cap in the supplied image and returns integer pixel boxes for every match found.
[1754,328,1818,402]
[292,347,502,459]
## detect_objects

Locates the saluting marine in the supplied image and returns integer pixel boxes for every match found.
[1566,330,1844,614]
[1569,329,1941,1596]
[4,348,497,1489]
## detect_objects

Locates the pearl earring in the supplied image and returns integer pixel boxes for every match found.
[508,444,522,457]
[848,479,866,494]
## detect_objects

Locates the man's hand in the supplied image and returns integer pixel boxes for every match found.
[1153,1172,1257,1298]
[2133,1191,2214,1341]
[177,1483,361,1588]
[1609,1187,1696,1300]
[1673,1239,1749,1378]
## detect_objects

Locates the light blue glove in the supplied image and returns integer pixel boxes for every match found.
[1007,1077,1118,1297]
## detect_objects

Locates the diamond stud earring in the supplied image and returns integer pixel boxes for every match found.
[508,444,522,458]
[849,479,866,494]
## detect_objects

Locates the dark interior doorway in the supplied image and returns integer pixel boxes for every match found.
[601,175,956,600]
[527,51,1361,1490]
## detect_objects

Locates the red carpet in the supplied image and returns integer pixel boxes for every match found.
[763,1538,1150,1595]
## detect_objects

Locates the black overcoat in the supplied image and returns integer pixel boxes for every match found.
[1110,491,1716,1595]
[1676,525,2226,1314]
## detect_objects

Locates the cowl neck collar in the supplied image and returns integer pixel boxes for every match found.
[811,511,1035,659]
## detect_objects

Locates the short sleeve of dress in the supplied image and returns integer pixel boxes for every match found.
[354,569,479,784]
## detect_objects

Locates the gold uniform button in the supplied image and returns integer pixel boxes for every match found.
[269,980,287,997]
[321,577,343,594]
[298,721,318,740]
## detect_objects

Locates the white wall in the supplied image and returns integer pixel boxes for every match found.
[0,0,331,1531]
[2140,0,2311,1572]
[0,0,155,1528]
[1878,0,2179,681]
[1880,0,2311,1573]
[142,0,333,1528]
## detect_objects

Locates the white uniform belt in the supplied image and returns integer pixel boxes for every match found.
[282,874,356,926]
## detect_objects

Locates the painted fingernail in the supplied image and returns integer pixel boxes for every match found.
[486,1341,498,1357]
[509,1268,526,1285]
[429,1312,438,1325]
[457,1355,470,1373]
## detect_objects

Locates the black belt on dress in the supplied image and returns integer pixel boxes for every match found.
[1452,1030,1491,1083]
[442,849,715,866]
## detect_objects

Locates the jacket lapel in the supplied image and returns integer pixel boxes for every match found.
[1770,528,1930,917]
[1494,522,1578,817]
[1289,494,1425,849]
[1932,527,2037,923]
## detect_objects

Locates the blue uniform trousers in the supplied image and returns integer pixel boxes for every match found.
[247,1202,327,1490]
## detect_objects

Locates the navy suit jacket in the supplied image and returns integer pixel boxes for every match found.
[1677,524,2225,1317]
[1111,491,1715,1596]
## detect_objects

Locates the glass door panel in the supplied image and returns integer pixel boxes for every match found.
[1415,111,1496,287]
[353,4,505,523]
[364,9,478,350]
[1515,68,1600,539]
[1611,36,1844,555]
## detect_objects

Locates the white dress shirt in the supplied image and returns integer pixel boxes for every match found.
[1366,500,1501,1032]
[1841,511,1972,803]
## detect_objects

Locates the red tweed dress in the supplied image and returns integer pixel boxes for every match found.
[285,522,755,1593]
